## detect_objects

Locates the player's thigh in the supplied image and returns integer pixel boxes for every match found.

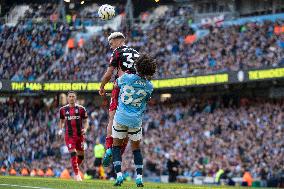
[109,85,119,112]
[75,136,85,153]
[128,127,142,143]
[65,136,77,152]
[112,120,128,143]
[107,110,115,135]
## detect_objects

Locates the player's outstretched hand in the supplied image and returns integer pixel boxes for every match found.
[99,87,106,96]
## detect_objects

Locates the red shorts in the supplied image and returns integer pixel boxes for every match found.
[109,84,120,111]
[65,135,85,152]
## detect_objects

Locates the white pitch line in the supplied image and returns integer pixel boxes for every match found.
[0,183,56,189]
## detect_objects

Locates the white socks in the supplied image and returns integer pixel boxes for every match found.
[117,172,142,180]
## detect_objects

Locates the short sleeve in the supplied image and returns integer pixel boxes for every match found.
[59,107,65,119]
[109,50,119,68]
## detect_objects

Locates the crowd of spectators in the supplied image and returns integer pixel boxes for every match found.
[0,3,71,81]
[44,30,111,81]
[0,4,283,82]
[0,95,283,185]
[45,16,284,81]
[140,97,284,180]
[0,2,128,81]
[0,96,110,177]
[25,3,58,20]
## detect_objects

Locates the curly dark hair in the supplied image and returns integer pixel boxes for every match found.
[135,54,157,77]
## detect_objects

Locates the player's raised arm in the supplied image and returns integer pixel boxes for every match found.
[99,66,115,96]
[99,32,127,96]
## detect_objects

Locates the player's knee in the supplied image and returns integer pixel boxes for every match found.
[70,152,77,157]
[123,137,129,144]
[131,140,140,150]
[113,138,124,146]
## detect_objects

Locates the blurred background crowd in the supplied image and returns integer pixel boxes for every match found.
[47,19,284,81]
[0,3,283,81]
[0,96,283,186]
[0,0,284,188]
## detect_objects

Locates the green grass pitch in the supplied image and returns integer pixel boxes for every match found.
[0,176,270,189]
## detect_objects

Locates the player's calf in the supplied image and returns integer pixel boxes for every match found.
[103,135,113,168]
[106,109,115,148]
[103,135,113,167]
[70,152,79,176]
[77,155,84,166]
[103,110,115,167]
[112,146,122,174]
[103,148,112,167]
[112,145,124,186]
[133,149,144,187]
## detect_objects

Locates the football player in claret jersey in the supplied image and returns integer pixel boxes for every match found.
[99,32,140,166]
[112,54,157,187]
[58,91,89,181]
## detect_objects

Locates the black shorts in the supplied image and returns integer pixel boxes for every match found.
[94,158,102,167]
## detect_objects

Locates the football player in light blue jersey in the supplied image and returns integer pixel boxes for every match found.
[112,54,157,187]
[114,73,153,128]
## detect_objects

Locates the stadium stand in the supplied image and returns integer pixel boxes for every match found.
[0,3,71,81]
[44,19,284,81]
[0,1,284,188]
[0,96,283,186]
[0,5,283,81]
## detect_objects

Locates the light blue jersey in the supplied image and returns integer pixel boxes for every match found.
[114,73,153,128]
